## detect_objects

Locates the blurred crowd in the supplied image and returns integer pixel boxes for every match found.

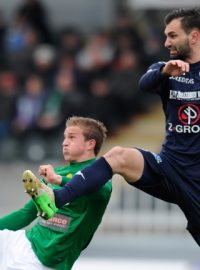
[0,0,166,161]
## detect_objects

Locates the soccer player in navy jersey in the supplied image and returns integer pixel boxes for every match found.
[25,8,200,246]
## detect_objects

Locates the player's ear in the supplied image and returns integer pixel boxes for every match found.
[190,30,200,45]
[87,139,96,150]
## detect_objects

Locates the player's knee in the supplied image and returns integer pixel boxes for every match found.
[104,146,127,170]
[106,146,124,158]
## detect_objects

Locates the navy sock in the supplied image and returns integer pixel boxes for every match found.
[54,157,113,208]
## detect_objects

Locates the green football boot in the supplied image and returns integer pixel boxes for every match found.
[22,170,58,219]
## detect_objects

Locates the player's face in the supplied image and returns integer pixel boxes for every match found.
[164,18,191,60]
[62,125,94,163]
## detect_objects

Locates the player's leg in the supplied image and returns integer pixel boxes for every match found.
[23,147,144,218]
[103,146,144,184]
[0,230,53,269]
[23,170,58,219]
[53,146,144,207]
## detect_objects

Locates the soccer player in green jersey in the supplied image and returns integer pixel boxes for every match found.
[0,116,112,270]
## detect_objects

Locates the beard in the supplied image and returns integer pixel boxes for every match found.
[170,40,191,61]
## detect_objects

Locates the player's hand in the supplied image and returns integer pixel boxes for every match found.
[39,164,62,185]
[161,60,190,76]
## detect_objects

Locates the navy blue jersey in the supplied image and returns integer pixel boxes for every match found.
[138,64,200,242]
[139,61,200,179]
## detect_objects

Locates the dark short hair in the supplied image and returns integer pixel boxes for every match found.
[164,8,200,33]
[66,116,107,156]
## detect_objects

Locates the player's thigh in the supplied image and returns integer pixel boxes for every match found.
[0,230,53,270]
[131,149,176,203]
[104,146,144,183]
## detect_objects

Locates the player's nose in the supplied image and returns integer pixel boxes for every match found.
[63,138,69,146]
[164,37,171,48]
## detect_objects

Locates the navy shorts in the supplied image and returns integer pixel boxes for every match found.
[130,149,200,246]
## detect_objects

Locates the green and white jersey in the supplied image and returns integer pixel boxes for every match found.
[0,159,112,270]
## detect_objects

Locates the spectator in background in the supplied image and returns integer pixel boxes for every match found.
[112,9,146,67]
[57,53,83,91]
[37,69,87,136]
[16,0,52,43]
[87,77,119,134]
[31,44,57,88]
[141,10,168,64]
[12,74,46,138]
[4,13,41,79]
[0,71,18,138]
[57,26,83,57]
[76,30,114,89]
[109,49,144,121]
